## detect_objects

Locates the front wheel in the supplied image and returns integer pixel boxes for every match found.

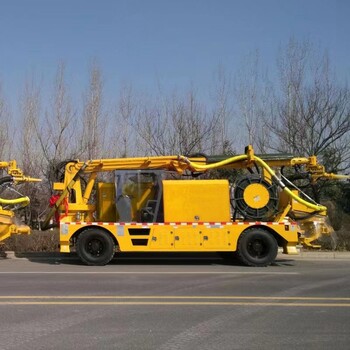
[76,228,115,266]
[237,228,278,267]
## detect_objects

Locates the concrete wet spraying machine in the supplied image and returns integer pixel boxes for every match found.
[1,146,349,266]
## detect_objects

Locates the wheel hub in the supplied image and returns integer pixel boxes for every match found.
[248,238,267,257]
[88,239,103,256]
[252,240,263,253]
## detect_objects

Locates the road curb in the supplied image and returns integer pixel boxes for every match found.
[2,250,350,261]
[284,251,350,259]
[2,251,78,260]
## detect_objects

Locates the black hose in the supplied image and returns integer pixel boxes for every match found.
[48,159,77,182]
[0,176,13,186]
[0,176,14,194]
[186,153,208,161]
[40,222,58,231]
[289,211,319,221]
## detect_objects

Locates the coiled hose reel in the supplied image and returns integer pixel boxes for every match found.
[233,175,279,221]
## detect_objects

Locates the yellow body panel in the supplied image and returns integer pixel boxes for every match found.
[60,221,298,253]
[97,183,116,222]
[162,180,230,222]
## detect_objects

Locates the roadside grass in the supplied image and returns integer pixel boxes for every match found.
[1,229,60,253]
[330,213,350,251]
[316,206,350,251]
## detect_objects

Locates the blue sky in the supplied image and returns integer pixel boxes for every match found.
[0,0,348,105]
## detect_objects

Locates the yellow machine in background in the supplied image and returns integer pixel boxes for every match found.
[42,145,349,266]
[0,161,40,242]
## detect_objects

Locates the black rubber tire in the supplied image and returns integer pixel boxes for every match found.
[76,228,115,266]
[237,228,278,267]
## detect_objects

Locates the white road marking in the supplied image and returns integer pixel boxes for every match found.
[0,271,299,275]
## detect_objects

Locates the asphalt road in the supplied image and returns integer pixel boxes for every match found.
[0,253,349,350]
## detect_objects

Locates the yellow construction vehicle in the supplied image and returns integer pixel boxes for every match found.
[0,161,40,242]
[41,145,349,266]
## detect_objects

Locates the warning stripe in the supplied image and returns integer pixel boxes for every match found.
[61,221,295,227]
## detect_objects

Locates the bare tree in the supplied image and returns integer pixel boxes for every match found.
[17,76,45,225]
[234,50,272,153]
[268,39,350,172]
[136,88,218,156]
[35,63,78,172]
[110,82,137,157]
[81,62,106,159]
[0,83,11,160]
[18,77,43,177]
[210,65,234,154]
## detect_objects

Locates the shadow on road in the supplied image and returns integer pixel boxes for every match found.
[8,251,296,267]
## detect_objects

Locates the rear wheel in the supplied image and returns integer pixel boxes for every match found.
[76,228,115,266]
[237,228,278,267]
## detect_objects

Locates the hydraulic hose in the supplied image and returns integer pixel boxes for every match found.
[253,156,327,212]
[0,176,30,208]
[181,154,248,170]
[0,196,30,207]
[0,176,14,186]
[181,153,327,213]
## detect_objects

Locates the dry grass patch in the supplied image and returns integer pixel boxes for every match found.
[1,229,59,253]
